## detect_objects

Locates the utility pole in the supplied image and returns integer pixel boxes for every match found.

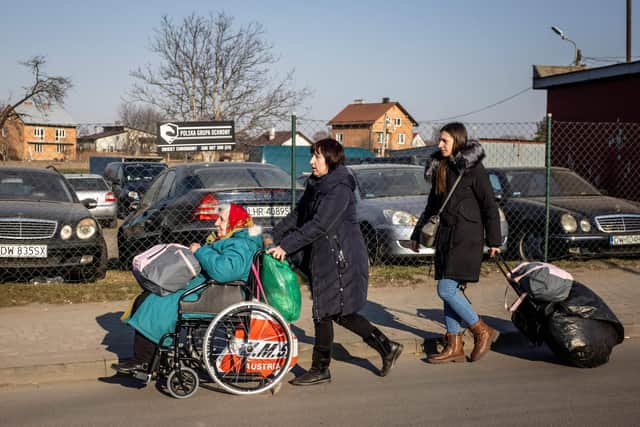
[381,113,388,157]
[627,0,632,63]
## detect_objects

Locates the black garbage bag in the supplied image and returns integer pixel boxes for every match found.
[511,297,553,346]
[544,282,624,368]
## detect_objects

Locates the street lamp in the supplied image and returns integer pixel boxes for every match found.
[551,26,583,66]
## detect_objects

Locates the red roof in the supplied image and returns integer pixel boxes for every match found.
[328,101,418,126]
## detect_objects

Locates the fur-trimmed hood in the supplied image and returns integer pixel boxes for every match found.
[424,139,486,179]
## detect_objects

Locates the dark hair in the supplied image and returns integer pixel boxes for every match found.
[436,122,468,194]
[310,138,345,171]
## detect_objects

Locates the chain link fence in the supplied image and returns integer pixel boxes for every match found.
[294,117,640,265]
[1,118,639,283]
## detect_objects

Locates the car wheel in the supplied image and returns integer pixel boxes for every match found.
[517,232,544,261]
[361,224,381,266]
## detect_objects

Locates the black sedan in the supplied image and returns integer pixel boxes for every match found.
[117,162,301,269]
[0,167,108,282]
[487,167,640,260]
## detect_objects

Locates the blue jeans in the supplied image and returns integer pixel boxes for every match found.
[437,278,480,333]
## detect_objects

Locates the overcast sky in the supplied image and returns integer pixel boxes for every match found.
[1,0,637,126]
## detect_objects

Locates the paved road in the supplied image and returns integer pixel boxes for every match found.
[2,339,638,427]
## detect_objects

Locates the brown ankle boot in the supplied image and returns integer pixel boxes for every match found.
[427,333,465,363]
[469,319,499,362]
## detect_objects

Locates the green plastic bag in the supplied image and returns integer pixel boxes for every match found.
[260,254,302,322]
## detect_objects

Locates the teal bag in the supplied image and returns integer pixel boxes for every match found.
[259,254,302,322]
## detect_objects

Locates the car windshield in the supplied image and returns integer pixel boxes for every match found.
[123,164,166,182]
[0,171,75,202]
[353,168,428,199]
[67,178,109,191]
[505,169,601,197]
[191,166,292,189]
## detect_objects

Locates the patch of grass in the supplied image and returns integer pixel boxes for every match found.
[2,257,638,307]
[369,264,428,287]
[0,271,140,307]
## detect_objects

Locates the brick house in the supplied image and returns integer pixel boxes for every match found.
[0,101,77,161]
[328,98,418,156]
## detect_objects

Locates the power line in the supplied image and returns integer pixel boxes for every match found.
[427,86,532,122]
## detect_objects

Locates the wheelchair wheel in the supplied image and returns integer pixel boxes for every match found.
[202,301,293,396]
[166,366,199,399]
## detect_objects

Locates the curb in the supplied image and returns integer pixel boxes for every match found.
[2,325,636,387]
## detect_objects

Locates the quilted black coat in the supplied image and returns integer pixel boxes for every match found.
[411,140,502,282]
[273,165,368,320]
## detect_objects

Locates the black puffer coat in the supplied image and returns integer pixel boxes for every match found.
[411,140,502,283]
[273,165,368,320]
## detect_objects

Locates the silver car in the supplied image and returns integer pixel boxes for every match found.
[64,174,118,228]
[348,164,508,264]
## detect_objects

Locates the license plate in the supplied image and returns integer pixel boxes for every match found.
[246,205,291,218]
[610,235,640,246]
[0,244,48,258]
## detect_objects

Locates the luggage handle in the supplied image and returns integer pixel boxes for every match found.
[495,254,529,312]
[494,253,513,281]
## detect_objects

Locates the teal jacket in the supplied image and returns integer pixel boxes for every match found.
[126,228,262,344]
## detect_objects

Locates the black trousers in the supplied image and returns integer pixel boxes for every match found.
[312,312,376,368]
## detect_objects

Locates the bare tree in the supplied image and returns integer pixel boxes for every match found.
[129,12,311,138]
[0,56,72,130]
[118,101,165,134]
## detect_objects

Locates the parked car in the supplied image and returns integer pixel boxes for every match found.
[117,162,302,269]
[487,167,640,260]
[64,173,118,228]
[348,164,509,264]
[103,161,168,219]
[0,167,108,282]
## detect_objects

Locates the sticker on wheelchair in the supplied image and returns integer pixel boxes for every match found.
[217,311,298,378]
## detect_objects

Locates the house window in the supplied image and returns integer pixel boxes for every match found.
[394,118,402,127]
[398,133,406,145]
[376,132,384,144]
[34,127,44,140]
[55,128,66,142]
[56,144,66,153]
[1,127,6,138]
[34,143,44,152]
[336,133,344,143]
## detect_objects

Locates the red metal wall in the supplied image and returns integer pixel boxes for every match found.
[547,75,640,122]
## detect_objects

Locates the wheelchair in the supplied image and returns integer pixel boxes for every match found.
[133,252,296,399]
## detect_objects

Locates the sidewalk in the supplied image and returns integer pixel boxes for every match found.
[1,266,638,386]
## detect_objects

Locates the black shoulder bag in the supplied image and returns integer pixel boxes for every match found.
[420,173,463,248]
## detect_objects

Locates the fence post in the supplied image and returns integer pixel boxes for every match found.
[291,114,297,208]
[544,113,552,262]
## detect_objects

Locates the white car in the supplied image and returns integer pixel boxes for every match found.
[65,174,118,228]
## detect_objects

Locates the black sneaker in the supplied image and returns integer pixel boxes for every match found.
[290,367,331,386]
[111,360,148,374]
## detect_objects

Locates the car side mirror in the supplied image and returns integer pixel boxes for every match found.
[81,198,98,209]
